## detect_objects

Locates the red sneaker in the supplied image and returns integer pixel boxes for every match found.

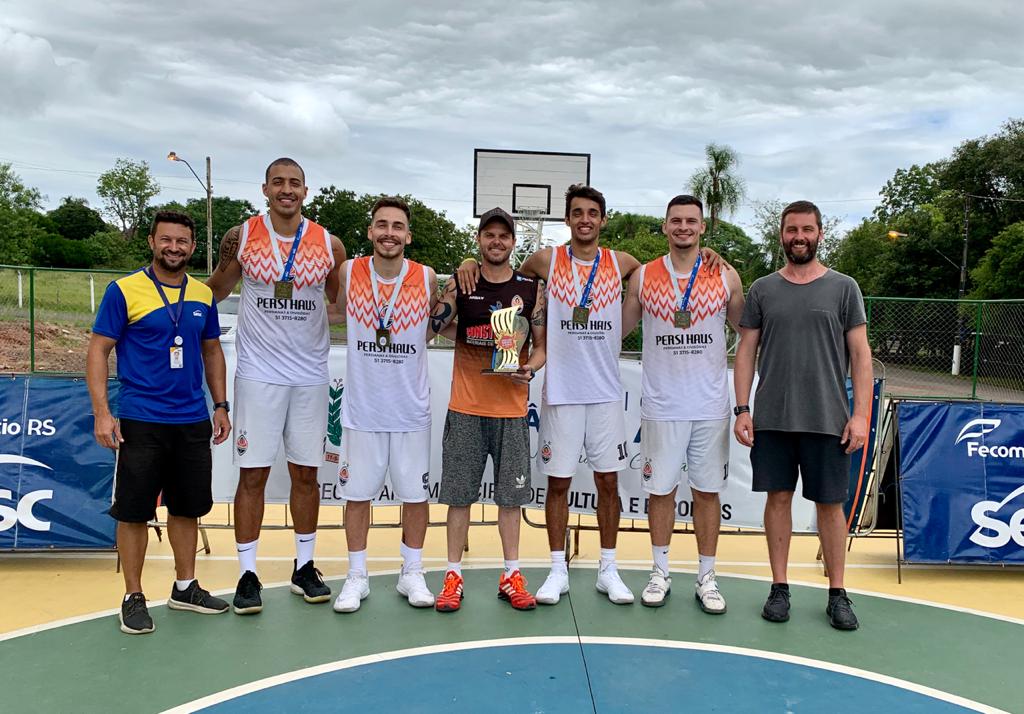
[498,570,536,610]
[435,570,463,612]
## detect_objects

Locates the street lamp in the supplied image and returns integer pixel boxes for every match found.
[167,152,214,275]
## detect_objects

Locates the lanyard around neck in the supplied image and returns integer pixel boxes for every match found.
[369,258,409,330]
[146,268,188,335]
[568,246,601,308]
[265,215,305,281]
[664,253,702,312]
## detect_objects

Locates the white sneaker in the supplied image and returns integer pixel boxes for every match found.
[396,569,435,608]
[695,570,727,614]
[641,567,672,608]
[535,569,570,605]
[333,572,369,613]
[596,566,635,605]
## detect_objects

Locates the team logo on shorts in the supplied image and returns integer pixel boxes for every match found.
[421,472,430,491]
[236,431,248,457]
[540,442,552,464]
[642,459,653,482]
[515,473,527,489]
[339,463,349,486]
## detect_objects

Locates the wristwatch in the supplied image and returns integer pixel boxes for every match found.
[213,401,230,413]
[733,405,750,416]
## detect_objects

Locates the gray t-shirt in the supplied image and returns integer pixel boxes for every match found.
[739,269,866,436]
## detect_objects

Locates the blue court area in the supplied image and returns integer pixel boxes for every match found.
[200,642,975,713]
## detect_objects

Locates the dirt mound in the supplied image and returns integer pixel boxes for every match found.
[0,322,94,373]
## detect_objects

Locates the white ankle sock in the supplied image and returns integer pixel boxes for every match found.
[550,550,568,573]
[236,539,258,576]
[698,554,716,581]
[348,549,367,576]
[447,561,462,575]
[600,548,616,571]
[400,542,422,573]
[504,560,519,575]
[175,578,195,592]
[652,545,670,574]
[295,532,316,569]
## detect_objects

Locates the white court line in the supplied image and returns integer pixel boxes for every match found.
[2,565,1021,643]
[160,636,1007,714]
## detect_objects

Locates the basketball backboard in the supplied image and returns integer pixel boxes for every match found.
[473,149,591,222]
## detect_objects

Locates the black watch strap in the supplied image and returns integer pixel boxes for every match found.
[213,401,230,413]
[733,405,750,416]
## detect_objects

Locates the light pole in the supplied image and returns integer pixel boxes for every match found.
[167,152,214,275]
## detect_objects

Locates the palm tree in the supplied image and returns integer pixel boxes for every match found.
[688,143,745,244]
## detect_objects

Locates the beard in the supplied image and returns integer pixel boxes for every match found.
[784,239,818,264]
[155,254,188,273]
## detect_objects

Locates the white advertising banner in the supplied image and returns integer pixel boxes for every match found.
[212,339,819,532]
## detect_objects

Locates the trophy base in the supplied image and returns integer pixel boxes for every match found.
[480,368,524,375]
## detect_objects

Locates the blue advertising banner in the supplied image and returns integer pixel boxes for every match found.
[0,376,117,550]
[897,401,1024,564]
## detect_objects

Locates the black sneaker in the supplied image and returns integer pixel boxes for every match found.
[233,570,264,615]
[761,583,791,623]
[291,559,332,603]
[826,589,859,631]
[119,592,155,635]
[168,580,229,615]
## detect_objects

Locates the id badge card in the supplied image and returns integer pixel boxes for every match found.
[673,310,691,329]
[375,328,391,347]
[170,346,184,369]
[274,280,293,299]
[572,306,590,326]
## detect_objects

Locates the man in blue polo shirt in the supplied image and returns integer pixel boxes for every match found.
[86,210,232,635]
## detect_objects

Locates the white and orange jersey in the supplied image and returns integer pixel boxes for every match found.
[342,256,431,432]
[236,214,334,386]
[638,257,731,421]
[543,245,623,405]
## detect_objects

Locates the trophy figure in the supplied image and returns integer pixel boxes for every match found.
[481,305,529,374]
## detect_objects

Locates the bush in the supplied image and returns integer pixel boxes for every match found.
[32,234,95,268]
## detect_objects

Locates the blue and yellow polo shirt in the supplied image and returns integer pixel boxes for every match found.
[93,268,221,424]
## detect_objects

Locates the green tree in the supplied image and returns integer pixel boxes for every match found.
[971,221,1024,299]
[179,196,259,270]
[689,143,745,244]
[96,158,160,239]
[602,211,663,243]
[306,188,475,274]
[0,163,43,211]
[306,187,373,259]
[48,196,107,241]
[0,207,54,264]
[873,163,943,224]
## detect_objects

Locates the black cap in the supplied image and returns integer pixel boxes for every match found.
[478,207,516,233]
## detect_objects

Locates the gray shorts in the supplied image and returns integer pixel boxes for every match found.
[439,410,532,508]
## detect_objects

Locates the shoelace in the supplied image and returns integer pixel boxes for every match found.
[441,574,462,597]
[125,595,146,618]
[768,589,790,605]
[505,572,527,593]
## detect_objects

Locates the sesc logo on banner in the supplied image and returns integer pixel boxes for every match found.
[899,401,1024,563]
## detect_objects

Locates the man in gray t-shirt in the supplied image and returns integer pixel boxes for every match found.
[734,200,873,631]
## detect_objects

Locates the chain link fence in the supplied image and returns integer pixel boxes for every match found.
[866,297,1024,402]
[3,266,1023,403]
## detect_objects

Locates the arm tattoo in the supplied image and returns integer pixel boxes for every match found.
[216,227,241,272]
[431,302,454,334]
[531,282,547,326]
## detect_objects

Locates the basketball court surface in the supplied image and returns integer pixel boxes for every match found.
[2,507,1022,713]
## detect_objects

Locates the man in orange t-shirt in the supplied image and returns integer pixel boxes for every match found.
[429,207,546,613]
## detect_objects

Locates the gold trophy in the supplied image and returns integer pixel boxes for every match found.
[481,305,529,374]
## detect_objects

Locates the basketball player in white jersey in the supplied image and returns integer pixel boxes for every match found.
[330,196,440,613]
[622,195,744,613]
[207,158,347,614]
[458,186,728,606]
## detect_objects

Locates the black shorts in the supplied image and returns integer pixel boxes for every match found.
[109,418,214,523]
[750,430,850,504]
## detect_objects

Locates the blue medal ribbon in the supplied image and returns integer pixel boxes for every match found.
[677,253,702,313]
[146,268,188,340]
[279,220,305,282]
[568,247,601,308]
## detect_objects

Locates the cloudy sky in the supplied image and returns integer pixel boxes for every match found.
[2,0,1023,240]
